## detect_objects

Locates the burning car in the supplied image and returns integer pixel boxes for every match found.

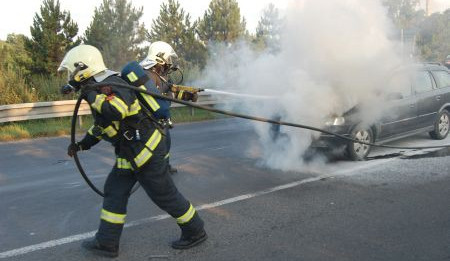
[313,63,450,160]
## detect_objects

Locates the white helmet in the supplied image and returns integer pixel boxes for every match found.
[58,44,107,82]
[140,41,178,70]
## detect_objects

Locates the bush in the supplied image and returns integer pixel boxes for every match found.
[29,74,70,101]
[0,68,37,105]
[0,68,72,104]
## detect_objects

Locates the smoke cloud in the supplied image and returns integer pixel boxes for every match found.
[196,0,406,171]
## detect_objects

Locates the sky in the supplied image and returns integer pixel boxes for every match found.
[419,0,450,14]
[0,0,290,41]
[0,0,448,41]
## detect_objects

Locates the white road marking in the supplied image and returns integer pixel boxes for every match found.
[0,158,394,259]
[63,182,82,189]
[0,232,96,259]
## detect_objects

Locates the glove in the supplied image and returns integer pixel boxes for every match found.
[177,91,198,102]
[190,92,199,102]
[60,84,76,95]
[67,142,81,157]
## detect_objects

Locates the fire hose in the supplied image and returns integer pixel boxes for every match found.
[71,82,450,196]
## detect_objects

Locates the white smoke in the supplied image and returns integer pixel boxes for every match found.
[196,0,406,171]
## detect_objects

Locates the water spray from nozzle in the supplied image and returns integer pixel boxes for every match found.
[203,89,273,100]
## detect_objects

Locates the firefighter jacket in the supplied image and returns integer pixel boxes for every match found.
[77,73,163,174]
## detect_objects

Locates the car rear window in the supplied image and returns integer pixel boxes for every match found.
[432,70,450,88]
[413,71,434,93]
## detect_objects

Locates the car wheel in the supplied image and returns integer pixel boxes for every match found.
[429,110,450,140]
[346,125,373,161]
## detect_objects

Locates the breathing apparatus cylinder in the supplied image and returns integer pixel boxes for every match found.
[121,61,171,119]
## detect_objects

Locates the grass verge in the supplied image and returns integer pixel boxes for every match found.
[0,107,222,142]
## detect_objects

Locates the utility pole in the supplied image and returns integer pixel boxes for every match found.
[426,0,430,16]
[401,28,404,60]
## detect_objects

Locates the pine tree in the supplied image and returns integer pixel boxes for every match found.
[83,0,147,70]
[197,0,247,44]
[149,0,207,68]
[255,3,282,52]
[26,0,78,75]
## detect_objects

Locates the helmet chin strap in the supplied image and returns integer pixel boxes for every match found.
[154,53,178,76]
[151,65,170,82]
[151,67,175,87]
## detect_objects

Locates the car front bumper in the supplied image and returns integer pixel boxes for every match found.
[310,125,352,149]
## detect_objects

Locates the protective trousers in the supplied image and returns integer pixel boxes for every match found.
[164,127,171,159]
[95,135,204,247]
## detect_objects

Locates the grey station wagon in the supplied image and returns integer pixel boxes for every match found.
[313,63,450,160]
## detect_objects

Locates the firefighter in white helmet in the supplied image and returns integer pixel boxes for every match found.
[121,41,198,175]
[59,44,207,258]
[141,41,178,74]
[140,41,198,101]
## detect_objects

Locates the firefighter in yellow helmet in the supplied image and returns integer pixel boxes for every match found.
[59,44,207,258]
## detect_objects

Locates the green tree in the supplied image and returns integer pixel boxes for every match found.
[197,0,247,44]
[382,0,424,30]
[416,9,450,61]
[83,0,147,70]
[0,35,37,104]
[26,0,78,75]
[254,3,282,52]
[0,34,33,75]
[149,0,207,68]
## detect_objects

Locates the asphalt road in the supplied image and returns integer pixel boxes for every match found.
[0,118,449,261]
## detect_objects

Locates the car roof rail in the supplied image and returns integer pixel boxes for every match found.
[421,62,443,66]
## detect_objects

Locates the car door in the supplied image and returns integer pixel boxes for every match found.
[378,72,418,138]
[414,70,442,129]
[431,69,450,104]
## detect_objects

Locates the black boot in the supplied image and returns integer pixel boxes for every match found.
[82,238,119,258]
[171,228,207,249]
[172,213,207,250]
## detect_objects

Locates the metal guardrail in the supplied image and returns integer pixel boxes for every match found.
[0,93,216,124]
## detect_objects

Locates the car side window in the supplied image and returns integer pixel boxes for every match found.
[413,71,434,94]
[387,73,411,98]
[432,70,450,88]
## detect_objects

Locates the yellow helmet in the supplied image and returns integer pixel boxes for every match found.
[58,45,107,83]
[140,41,178,69]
